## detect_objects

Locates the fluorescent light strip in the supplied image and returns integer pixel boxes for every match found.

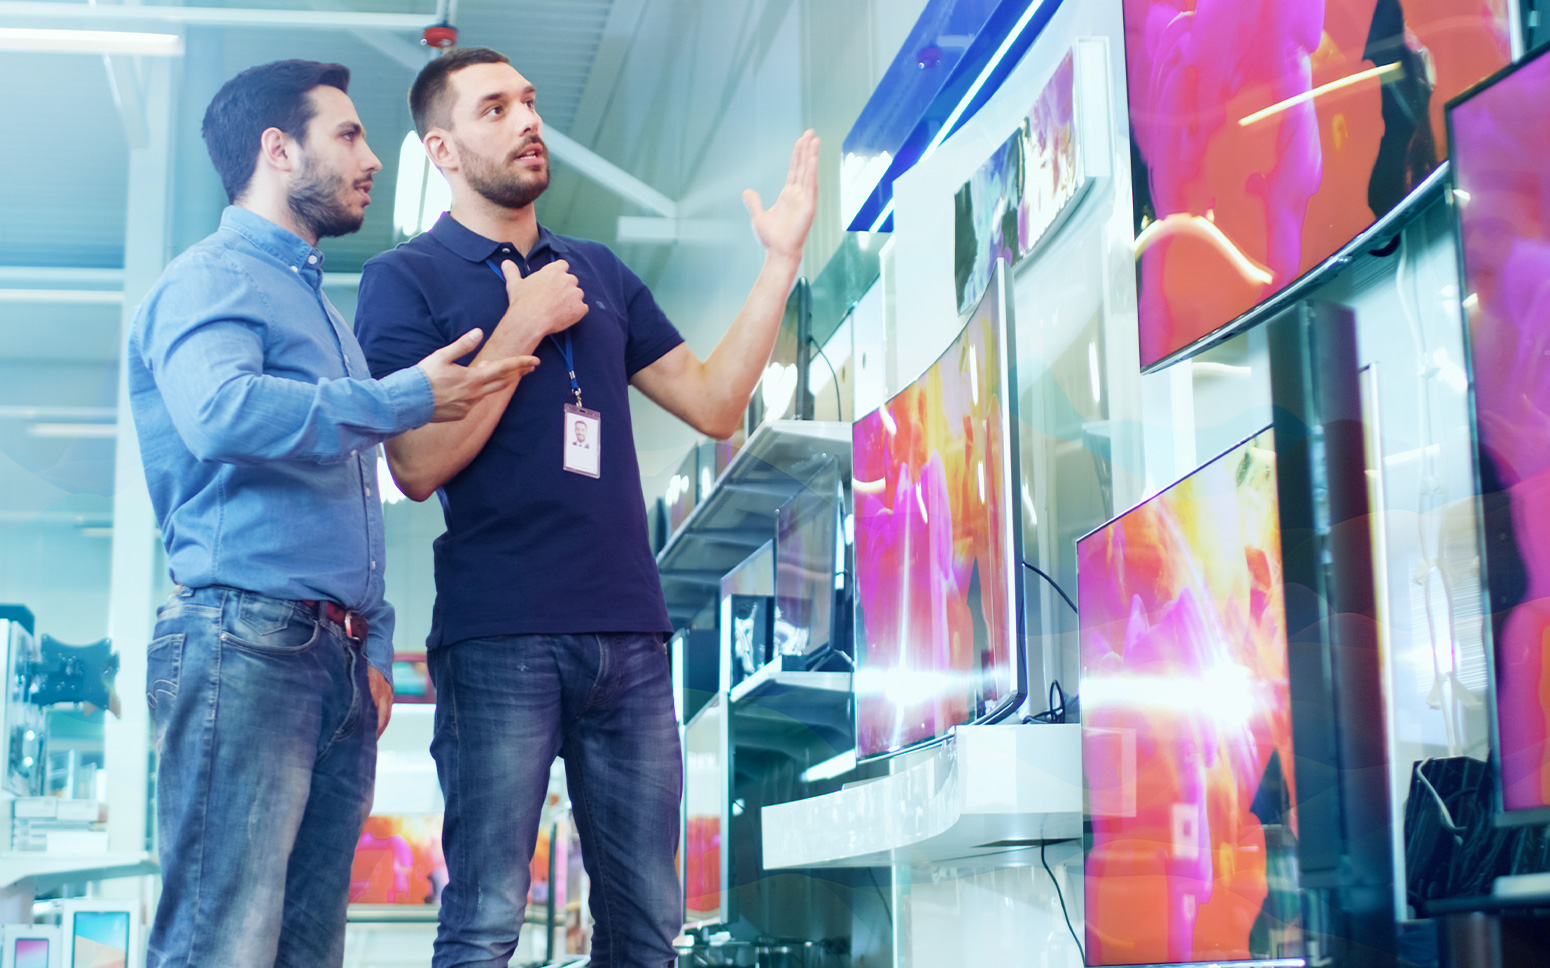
[869,0,1052,234]
[0,27,182,56]
[27,423,119,439]
[0,288,124,304]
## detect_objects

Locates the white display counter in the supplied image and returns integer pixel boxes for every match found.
[761,723,1080,869]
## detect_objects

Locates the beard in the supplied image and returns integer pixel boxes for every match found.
[458,135,550,209]
[288,155,366,240]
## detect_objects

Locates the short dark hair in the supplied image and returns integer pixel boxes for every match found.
[202,60,351,203]
[410,47,510,138]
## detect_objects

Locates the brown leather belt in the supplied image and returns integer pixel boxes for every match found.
[301,600,367,644]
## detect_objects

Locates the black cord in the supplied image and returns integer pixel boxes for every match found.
[1022,560,1078,614]
[1042,840,1085,961]
[1026,679,1074,724]
[807,336,842,421]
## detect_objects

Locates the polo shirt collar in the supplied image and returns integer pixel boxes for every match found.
[428,212,567,265]
[220,206,326,286]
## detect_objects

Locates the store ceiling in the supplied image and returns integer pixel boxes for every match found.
[0,0,670,508]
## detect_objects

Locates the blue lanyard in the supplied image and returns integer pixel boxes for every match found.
[484,257,582,407]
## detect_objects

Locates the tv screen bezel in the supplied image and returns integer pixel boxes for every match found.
[850,258,1027,764]
[1444,39,1550,828]
[1125,1,1523,374]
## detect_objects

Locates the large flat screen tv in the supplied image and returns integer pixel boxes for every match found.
[1079,428,1302,965]
[683,693,729,927]
[1448,41,1550,825]
[773,458,843,661]
[851,260,1024,761]
[1126,0,1515,370]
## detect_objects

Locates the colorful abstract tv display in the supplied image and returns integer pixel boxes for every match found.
[1448,43,1550,821]
[1079,429,1301,965]
[852,263,1022,760]
[683,695,727,924]
[350,814,447,906]
[954,49,1087,314]
[1127,0,1513,369]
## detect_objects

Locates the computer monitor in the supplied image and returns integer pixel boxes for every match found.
[851,260,1025,760]
[1125,0,1515,369]
[773,459,843,661]
[683,693,730,927]
[1447,41,1550,825]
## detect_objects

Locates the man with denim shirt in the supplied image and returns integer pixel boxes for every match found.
[128,60,540,968]
[355,48,817,968]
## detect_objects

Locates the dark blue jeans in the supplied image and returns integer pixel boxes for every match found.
[146,585,376,968]
[429,633,683,968]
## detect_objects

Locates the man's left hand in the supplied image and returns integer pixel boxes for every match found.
[368,665,394,738]
[743,130,820,264]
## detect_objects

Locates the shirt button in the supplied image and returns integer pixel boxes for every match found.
[307,255,317,264]
[290,266,299,272]
[370,560,377,571]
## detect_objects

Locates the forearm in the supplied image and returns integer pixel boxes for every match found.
[698,251,803,433]
[387,322,543,500]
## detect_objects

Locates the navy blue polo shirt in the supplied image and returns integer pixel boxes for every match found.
[354,213,681,647]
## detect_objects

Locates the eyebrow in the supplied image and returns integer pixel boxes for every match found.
[336,119,365,138]
[473,84,536,108]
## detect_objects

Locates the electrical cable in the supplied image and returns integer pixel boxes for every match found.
[808,336,843,421]
[1042,839,1086,962]
[1021,560,1078,614]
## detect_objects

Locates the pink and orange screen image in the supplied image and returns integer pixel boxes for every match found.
[1127,0,1512,368]
[683,696,726,923]
[1079,430,1301,965]
[1450,47,1550,815]
[350,814,447,906]
[852,277,1016,759]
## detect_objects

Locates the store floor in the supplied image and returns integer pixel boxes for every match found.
[342,922,557,967]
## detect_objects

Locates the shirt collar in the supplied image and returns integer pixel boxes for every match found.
[220,206,326,287]
[429,212,567,265]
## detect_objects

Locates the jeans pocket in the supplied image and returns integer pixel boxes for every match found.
[234,590,301,638]
[146,633,185,716]
[220,613,321,657]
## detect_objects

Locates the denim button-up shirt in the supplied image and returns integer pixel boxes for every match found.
[128,206,435,680]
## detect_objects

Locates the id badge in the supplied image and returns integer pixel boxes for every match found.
[563,404,601,478]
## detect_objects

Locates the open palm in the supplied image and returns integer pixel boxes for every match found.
[743,130,820,262]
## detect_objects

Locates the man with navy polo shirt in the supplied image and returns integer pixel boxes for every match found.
[353,47,818,968]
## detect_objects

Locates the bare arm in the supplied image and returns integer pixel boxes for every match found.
[386,259,587,501]
[630,131,820,438]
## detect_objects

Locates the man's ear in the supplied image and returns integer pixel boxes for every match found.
[257,126,296,176]
[423,128,456,174]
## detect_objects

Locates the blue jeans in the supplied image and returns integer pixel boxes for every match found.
[146,585,377,968]
[430,633,682,968]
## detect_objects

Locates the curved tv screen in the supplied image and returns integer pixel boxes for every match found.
[851,262,1023,761]
[1448,42,1550,822]
[1126,0,1513,370]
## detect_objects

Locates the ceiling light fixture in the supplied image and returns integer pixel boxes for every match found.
[0,27,182,56]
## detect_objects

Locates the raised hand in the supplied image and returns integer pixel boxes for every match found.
[742,130,820,264]
[416,328,540,423]
[499,258,587,340]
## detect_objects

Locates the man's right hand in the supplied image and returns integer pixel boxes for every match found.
[499,259,587,340]
[416,329,539,423]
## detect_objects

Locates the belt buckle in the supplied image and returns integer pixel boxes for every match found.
[343,610,360,643]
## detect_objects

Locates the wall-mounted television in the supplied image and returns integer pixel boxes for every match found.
[1079,428,1302,965]
[1447,40,1550,825]
[683,693,730,928]
[773,458,844,662]
[851,260,1024,761]
[1126,0,1515,370]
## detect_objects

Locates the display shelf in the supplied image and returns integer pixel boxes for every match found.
[0,850,156,891]
[760,724,1080,869]
[729,662,852,760]
[656,420,850,624]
